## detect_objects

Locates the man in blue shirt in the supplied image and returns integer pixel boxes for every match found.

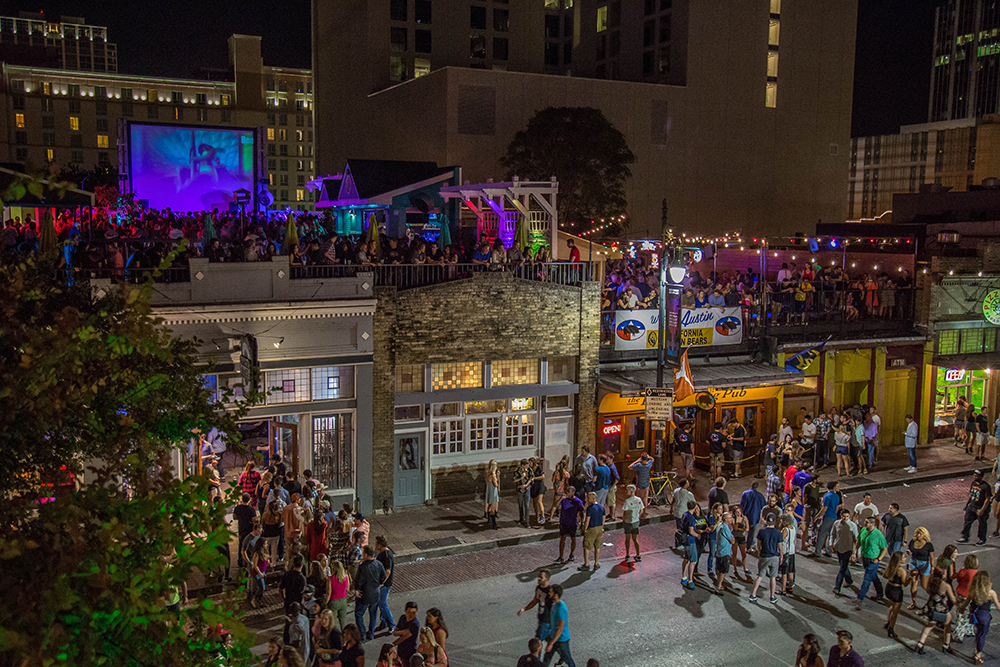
[679,501,700,591]
[707,422,726,480]
[593,462,611,507]
[543,585,576,667]
[748,514,784,604]
[714,511,735,595]
[740,481,766,550]
[814,480,842,558]
[554,489,584,564]
[581,492,605,572]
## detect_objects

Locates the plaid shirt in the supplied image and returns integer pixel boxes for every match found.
[814,417,832,440]
[239,470,261,495]
[766,470,782,498]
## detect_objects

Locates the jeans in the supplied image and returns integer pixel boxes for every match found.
[963,508,990,542]
[867,442,877,468]
[237,531,249,568]
[746,524,758,550]
[377,585,394,629]
[815,517,836,554]
[907,447,917,469]
[707,538,716,572]
[517,490,530,523]
[834,550,855,591]
[355,601,378,639]
[543,640,577,667]
[857,558,884,601]
[535,620,551,641]
[974,608,992,653]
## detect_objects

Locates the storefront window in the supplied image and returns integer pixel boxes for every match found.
[469,416,501,451]
[505,414,535,448]
[510,397,534,411]
[491,359,540,386]
[627,416,646,450]
[313,413,354,490]
[934,368,990,426]
[432,362,483,390]
[466,399,505,414]
[602,418,623,455]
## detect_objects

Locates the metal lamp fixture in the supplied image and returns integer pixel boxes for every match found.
[668,264,687,284]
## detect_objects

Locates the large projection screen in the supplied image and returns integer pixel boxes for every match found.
[128,123,255,211]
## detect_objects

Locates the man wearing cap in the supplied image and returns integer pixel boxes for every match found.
[960,469,994,546]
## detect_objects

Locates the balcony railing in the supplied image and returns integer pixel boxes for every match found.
[291,262,594,289]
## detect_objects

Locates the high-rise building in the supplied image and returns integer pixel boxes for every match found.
[0,13,118,73]
[927,0,1000,122]
[0,34,317,211]
[313,0,858,239]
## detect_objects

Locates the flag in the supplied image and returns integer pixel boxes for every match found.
[784,341,827,373]
[674,349,695,402]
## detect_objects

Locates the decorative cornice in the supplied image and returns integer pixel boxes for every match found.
[155,300,377,326]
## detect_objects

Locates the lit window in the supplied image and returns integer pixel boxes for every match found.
[770,0,781,13]
[767,51,779,77]
[296,129,303,141]
[396,364,424,392]
[431,362,483,390]
[69,116,79,131]
[296,189,305,201]
[769,20,780,46]
[415,58,430,78]
[597,5,608,32]
[15,113,24,128]
[42,82,51,95]
[938,330,959,355]
[278,129,287,141]
[97,134,109,148]
[267,128,275,141]
[766,82,777,108]
[220,94,230,106]
[491,359,540,386]
[46,148,54,162]
[547,357,576,383]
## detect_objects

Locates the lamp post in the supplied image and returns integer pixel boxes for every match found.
[654,237,687,473]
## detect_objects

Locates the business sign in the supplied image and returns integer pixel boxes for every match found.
[945,369,966,382]
[984,289,1000,325]
[614,307,744,351]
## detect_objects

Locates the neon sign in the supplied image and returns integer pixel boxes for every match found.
[945,369,966,382]
[984,289,1000,325]
[603,424,622,435]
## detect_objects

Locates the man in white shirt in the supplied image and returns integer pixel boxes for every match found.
[671,479,695,526]
[852,492,879,524]
[800,415,817,465]
[903,414,918,472]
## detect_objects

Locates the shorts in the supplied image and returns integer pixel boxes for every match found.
[684,543,698,561]
[734,534,747,546]
[716,554,731,574]
[757,556,779,579]
[559,523,577,537]
[978,432,989,446]
[583,526,604,550]
[778,554,796,575]
[681,453,694,471]
[710,452,724,467]
[606,483,618,507]
[886,584,903,604]
[910,559,932,576]
[835,446,849,456]
[732,447,745,463]
[624,522,640,536]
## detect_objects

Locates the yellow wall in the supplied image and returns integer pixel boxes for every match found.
[882,368,918,446]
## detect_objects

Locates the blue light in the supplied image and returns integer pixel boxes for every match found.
[829,239,838,248]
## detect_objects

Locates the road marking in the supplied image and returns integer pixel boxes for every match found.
[751,641,790,665]
[868,643,904,655]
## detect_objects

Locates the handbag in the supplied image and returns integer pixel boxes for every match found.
[931,610,949,624]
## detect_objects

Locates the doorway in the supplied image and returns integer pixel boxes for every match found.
[394,432,425,506]
[269,421,299,473]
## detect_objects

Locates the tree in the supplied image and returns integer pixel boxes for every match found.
[0,250,256,665]
[500,107,636,236]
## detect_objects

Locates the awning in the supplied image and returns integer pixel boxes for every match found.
[599,362,803,393]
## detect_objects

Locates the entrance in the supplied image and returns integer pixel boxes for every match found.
[394,432,425,506]
[269,421,299,473]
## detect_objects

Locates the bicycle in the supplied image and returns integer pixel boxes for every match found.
[647,470,677,507]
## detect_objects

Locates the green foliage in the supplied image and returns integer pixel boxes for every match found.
[500,106,636,235]
[0,252,255,666]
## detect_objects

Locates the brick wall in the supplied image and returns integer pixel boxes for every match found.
[372,272,600,505]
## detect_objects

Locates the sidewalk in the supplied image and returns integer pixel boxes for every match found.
[188,438,982,596]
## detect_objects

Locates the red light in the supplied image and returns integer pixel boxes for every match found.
[603,424,622,435]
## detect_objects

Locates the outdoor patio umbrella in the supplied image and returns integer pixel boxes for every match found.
[365,212,381,262]
[438,213,453,249]
[39,210,57,254]
[284,214,299,254]
[513,213,529,252]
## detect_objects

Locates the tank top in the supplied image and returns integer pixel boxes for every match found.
[783,525,796,556]
[330,575,349,600]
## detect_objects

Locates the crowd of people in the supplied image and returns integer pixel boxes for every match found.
[0,207,583,280]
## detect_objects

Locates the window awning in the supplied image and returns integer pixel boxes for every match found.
[600,362,803,393]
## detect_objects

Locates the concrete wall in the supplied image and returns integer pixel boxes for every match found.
[371,272,599,505]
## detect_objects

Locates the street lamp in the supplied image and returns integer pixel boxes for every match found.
[668,263,687,285]
[655,242,687,388]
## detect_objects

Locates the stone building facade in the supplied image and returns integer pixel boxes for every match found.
[372,271,599,508]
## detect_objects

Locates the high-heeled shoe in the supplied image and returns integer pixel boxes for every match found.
[942,644,953,654]
[887,627,897,639]
[915,642,926,655]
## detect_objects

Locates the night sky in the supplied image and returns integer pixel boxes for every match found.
[2,1,936,137]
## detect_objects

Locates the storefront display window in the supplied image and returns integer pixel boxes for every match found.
[602,417,623,455]
[627,416,646,451]
[313,413,354,490]
[428,397,550,465]
[934,368,990,426]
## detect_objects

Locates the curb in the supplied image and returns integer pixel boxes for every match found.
[835,465,979,495]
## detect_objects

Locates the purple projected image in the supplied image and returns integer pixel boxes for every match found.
[129,123,255,211]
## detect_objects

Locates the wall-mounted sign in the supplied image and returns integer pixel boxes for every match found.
[945,369,966,382]
[984,289,1000,325]
[614,307,743,351]
[603,424,622,435]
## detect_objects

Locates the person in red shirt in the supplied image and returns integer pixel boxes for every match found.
[567,238,581,263]
[784,459,800,504]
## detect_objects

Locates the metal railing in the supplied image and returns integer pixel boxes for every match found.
[761,282,915,325]
[291,261,594,289]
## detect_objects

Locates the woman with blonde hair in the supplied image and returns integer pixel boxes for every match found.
[731,505,751,579]
[907,526,935,609]
[313,609,342,667]
[968,571,1000,664]
[484,459,500,530]
[328,559,352,630]
[417,626,448,665]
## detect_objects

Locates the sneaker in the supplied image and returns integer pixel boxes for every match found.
[684,582,697,590]
[958,538,970,544]
[578,564,590,571]
[567,554,575,562]
[748,594,759,602]
[681,578,689,587]
[624,556,630,563]
[770,596,778,604]
[554,557,565,564]
[593,563,600,571]
[976,540,987,546]
[635,555,642,562]
[833,588,841,596]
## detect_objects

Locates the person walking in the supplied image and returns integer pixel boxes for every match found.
[580,492,605,571]
[621,484,646,563]
[794,633,824,667]
[517,569,553,642]
[714,511,735,595]
[353,545,386,641]
[233,493,258,569]
[391,602,420,664]
[854,515,887,609]
[708,477,729,513]
[851,492,878,525]
[552,486,584,563]
[831,509,858,596]
[749,514,784,604]
[374,535,395,635]
[915,567,957,655]
[740,481,766,553]
[903,414,918,472]
[484,459,500,530]
[883,550,909,639]
[968,570,1000,665]
[518,638,545,667]
[960,469,993,546]
[907,527,935,610]
[542,585,577,667]
[881,503,909,555]
[827,630,863,667]
[515,459,533,528]
[815,481,841,558]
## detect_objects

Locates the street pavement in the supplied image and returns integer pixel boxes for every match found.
[240,475,1000,666]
